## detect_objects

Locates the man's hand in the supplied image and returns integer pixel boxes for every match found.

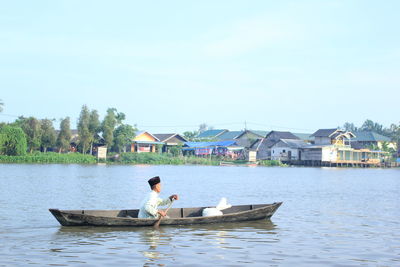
[169,194,179,201]
[158,210,167,217]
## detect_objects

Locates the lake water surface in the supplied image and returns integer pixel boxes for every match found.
[0,164,399,266]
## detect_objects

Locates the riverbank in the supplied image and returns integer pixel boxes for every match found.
[0,152,220,165]
[0,152,394,167]
[0,152,97,164]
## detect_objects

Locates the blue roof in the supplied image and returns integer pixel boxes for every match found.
[397,158,400,163]
[184,140,237,148]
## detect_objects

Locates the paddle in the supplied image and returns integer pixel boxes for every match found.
[154,199,174,228]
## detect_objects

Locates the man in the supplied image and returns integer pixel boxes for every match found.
[138,176,179,219]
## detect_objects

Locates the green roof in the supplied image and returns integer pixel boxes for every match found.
[250,130,269,137]
[197,129,227,138]
[217,131,244,140]
[353,131,391,142]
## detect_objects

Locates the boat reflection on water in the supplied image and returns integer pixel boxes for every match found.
[139,229,168,262]
[54,219,277,238]
[53,220,278,264]
[137,220,279,263]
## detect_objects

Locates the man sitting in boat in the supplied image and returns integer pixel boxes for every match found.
[138,176,179,219]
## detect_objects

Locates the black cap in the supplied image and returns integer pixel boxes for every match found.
[148,176,160,188]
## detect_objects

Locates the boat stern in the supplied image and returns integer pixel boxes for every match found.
[49,209,85,226]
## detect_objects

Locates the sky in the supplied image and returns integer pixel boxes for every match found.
[0,0,399,134]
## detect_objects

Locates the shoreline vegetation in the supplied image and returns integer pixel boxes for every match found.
[1,103,399,168]
[0,152,286,166]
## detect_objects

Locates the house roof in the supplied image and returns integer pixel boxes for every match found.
[153,133,187,143]
[58,129,105,144]
[254,131,301,148]
[217,131,244,140]
[184,140,238,148]
[134,131,160,141]
[275,139,310,148]
[311,128,340,137]
[134,141,164,145]
[197,129,227,138]
[265,131,300,140]
[216,130,268,141]
[352,131,391,142]
[249,137,279,149]
[250,130,270,137]
[249,138,263,149]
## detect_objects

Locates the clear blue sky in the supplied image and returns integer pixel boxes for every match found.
[1,0,399,133]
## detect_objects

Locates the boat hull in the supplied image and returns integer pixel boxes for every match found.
[49,202,282,227]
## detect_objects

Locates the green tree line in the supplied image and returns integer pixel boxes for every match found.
[0,104,137,156]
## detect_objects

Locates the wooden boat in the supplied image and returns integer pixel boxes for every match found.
[49,202,282,227]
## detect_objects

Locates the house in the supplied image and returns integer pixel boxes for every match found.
[301,145,389,166]
[196,129,228,140]
[153,133,188,153]
[351,131,396,150]
[301,129,389,166]
[311,128,355,146]
[217,130,268,148]
[249,131,301,160]
[270,139,311,161]
[129,131,164,153]
[182,140,242,158]
[59,129,105,153]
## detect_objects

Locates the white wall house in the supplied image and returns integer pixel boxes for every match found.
[270,139,310,161]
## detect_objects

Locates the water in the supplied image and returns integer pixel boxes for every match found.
[0,164,399,266]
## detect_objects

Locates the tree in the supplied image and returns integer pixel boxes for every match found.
[77,105,91,154]
[199,123,208,133]
[168,145,182,157]
[0,125,27,156]
[343,122,357,132]
[101,108,118,149]
[113,124,136,153]
[115,111,126,125]
[183,130,198,141]
[360,119,384,135]
[40,119,57,152]
[388,122,400,157]
[15,117,42,153]
[57,117,72,153]
[88,109,100,155]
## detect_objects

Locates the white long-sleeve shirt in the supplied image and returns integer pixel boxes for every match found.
[138,191,172,219]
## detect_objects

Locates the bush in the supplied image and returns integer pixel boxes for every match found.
[258,160,285,167]
[0,152,97,164]
[0,126,27,156]
[108,152,220,165]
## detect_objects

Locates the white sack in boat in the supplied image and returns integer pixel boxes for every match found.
[202,198,232,217]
